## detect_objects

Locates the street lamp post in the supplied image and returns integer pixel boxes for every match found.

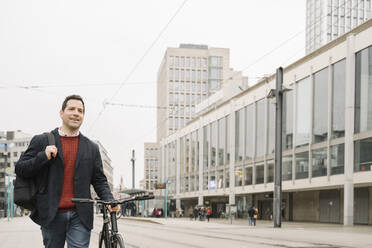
[268,67,286,228]
[164,179,170,219]
[273,67,283,228]
[131,150,135,189]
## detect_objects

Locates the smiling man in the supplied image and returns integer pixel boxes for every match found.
[15,94,118,248]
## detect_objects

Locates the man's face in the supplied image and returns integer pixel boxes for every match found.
[59,99,84,131]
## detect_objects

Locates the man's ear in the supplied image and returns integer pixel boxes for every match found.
[59,109,63,118]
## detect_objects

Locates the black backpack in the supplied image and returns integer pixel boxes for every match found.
[13,132,55,211]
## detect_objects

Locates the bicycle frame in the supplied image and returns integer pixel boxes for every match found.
[101,203,119,248]
[72,194,154,248]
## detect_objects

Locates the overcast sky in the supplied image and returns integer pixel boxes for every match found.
[0,0,306,188]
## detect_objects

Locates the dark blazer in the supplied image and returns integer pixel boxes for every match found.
[15,128,113,230]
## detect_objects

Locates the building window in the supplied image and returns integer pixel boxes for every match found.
[203,125,209,170]
[330,143,344,175]
[296,77,311,147]
[282,155,292,181]
[245,104,254,160]
[235,109,244,162]
[255,162,264,184]
[235,167,242,186]
[313,67,329,143]
[226,115,231,165]
[355,46,372,133]
[354,137,372,172]
[267,98,275,154]
[244,166,253,185]
[255,99,266,157]
[218,117,225,166]
[332,59,346,138]
[296,151,309,179]
[267,160,274,183]
[210,121,217,167]
[283,88,293,149]
[312,148,327,178]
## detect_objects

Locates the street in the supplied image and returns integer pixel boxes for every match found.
[1,215,372,248]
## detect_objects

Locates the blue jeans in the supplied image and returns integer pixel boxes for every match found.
[41,211,91,248]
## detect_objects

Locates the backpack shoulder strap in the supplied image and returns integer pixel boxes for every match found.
[39,132,54,194]
[44,132,55,146]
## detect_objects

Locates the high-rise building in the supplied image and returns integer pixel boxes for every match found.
[143,143,159,191]
[0,131,32,216]
[94,140,114,191]
[157,44,247,142]
[306,0,371,54]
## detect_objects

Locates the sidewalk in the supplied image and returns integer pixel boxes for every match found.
[1,215,372,248]
[0,216,100,248]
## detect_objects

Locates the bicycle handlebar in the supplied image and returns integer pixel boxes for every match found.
[71,194,154,205]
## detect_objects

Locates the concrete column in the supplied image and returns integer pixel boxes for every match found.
[198,195,203,205]
[344,34,356,226]
[264,98,268,185]
[309,69,314,182]
[176,138,181,196]
[292,75,297,181]
[327,57,333,179]
[229,193,235,205]
[230,101,236,190]
[199,117,204,193]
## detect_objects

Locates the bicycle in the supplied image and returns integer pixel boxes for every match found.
[72,194,154,248]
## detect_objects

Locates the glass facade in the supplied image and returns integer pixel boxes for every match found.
[218,117,225,166]
[256,99,266,157]
[355,46,372,133]
[312,148,327,178]
[330,143,344,175]
[245,104,255,160]
[235,108,244,162]
[332,59,346,139]
[313,68,329,143]
[296,77,311,147]
[296,151,309,179]
[354,138,372,172]
[282,155,292,181]
[211,121,217,167]
[283,89,293,150]
[161,41,372,199]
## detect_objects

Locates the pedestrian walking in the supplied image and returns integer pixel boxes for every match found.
[193,206,198,220]
[206,207,211,222]
[248,206,257,226]
[253,207,259,226]
[15,95,119,248]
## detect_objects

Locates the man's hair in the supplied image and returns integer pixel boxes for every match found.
[62,95,85,113]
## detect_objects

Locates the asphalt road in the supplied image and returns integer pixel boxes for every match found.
[90,216,372,248]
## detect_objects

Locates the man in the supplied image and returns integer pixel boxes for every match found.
[15,95,119,248]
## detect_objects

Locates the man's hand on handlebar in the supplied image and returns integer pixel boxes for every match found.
[108,204,121,213]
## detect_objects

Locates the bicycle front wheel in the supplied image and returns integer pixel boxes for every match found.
[111,234,125,248]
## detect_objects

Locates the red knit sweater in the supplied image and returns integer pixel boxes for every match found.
[58,136,79,211]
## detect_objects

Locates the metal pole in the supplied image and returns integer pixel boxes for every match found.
[274,67,283,228]
[164,179,168,219]
[131,150,135,189]
[4,143,7,219]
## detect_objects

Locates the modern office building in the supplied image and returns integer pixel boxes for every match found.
[156,44,248,142]
[94,140,114,191]
[143,143,160,191]
[306,0,371,54]
[0,131,32,215]
[160,19,372,225]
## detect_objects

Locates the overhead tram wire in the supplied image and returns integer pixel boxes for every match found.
[223,0,355,86]
[87,0,189,134]
[119,1,358,149]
